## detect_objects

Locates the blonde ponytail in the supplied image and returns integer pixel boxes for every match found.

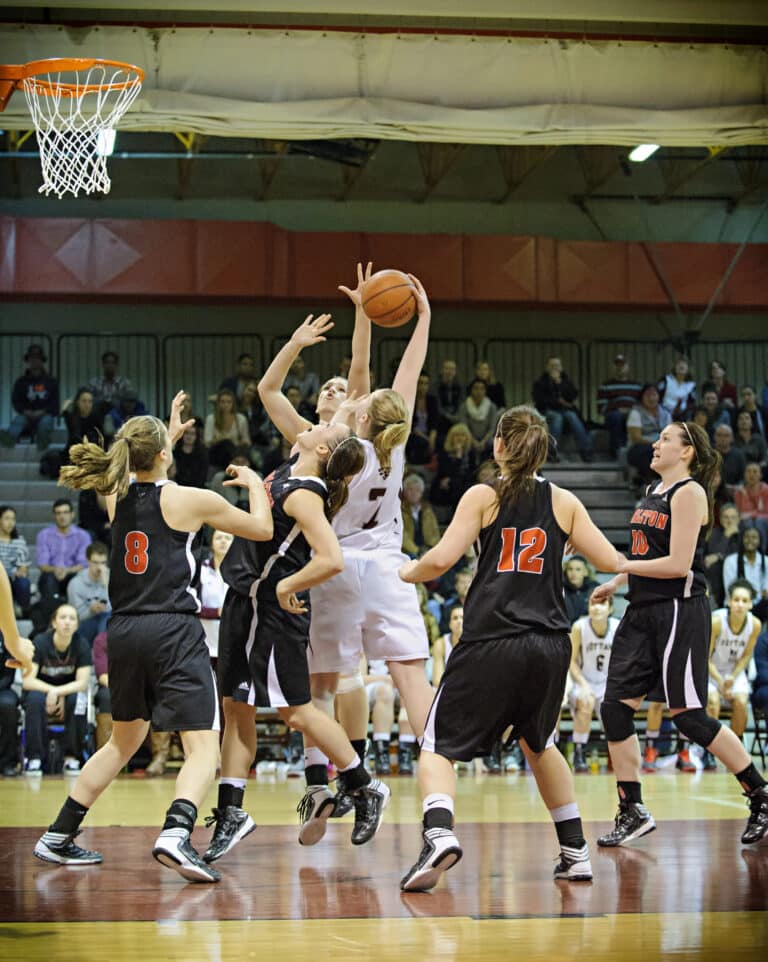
[368,389,410,476]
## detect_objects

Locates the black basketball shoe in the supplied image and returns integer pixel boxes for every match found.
[34,830,103,865]
[553,842,593,881]
[152,828,221,883]
[741,787,768,845]
[203,806,256,863]
[347,778,391,845]
[597,802,656,847]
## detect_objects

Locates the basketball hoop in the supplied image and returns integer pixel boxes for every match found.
[0,58,144,198]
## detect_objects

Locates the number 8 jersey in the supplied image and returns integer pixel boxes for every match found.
[330,440,405,552]
[109,481,201,615]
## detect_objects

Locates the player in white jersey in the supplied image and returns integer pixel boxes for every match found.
[568,596,618,772]
[431,604,463,688]
[703,578,762,769]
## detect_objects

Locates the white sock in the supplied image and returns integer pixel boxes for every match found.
[220,777,247,790]
[423,793,454,816]
[646,729,660,741]
[304,748,328,768]
[373,732,390,743]
[550,802,580,823]
[338,757,361,774]
[399,733,417,744]
[572,732,589,745]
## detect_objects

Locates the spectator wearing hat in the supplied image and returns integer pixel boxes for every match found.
[106,388,147,435]
[0,344,59,451]
[596,354,642,458]
[87,351,133,415]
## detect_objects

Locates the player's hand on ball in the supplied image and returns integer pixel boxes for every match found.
[290,314,334,350]
[276,581,307,614]
[407,273,431,323]
[338,261,373,307]
[398,560,419,583]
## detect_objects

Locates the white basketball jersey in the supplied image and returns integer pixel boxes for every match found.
[441,634,455,664]
[711,608,755,676]
[332,440,405,552]
[577,615,618,685]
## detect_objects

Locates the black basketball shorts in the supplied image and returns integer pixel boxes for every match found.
[247,602,312,709]
[108,612,219,732]
[421,630,571,759]
[217,588,256,703]
[604,595,711,710]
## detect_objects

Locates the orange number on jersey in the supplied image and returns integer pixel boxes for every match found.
[124,531,149,575]
[497,526,547,575]
[631,530,649,557]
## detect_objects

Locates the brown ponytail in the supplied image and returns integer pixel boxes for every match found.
[323,434,366,520]
[367,389,410,476]
[494,405,550,506]
[59,415,168,500]
[675,421,722,533]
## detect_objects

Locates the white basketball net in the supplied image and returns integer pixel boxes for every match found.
[22,63,142,199]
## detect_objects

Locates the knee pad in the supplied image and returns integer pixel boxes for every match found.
[673,709,721,748]
[600,700,636,742]
[336,671,364,695]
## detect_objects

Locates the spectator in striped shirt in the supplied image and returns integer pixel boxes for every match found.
[596,354,641,458]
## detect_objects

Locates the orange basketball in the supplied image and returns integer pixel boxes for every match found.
[361,269,417,328]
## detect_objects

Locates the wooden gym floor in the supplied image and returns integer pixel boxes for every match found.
[1,768,766,961]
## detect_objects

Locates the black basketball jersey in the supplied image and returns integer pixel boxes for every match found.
[109,481,201,615]
[627,477,708,604]
[220,457,294,596]
[461,477,570,642]
[231,466,327,607]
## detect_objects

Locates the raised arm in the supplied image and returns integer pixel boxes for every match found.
[339,262,373,397]
[258,315,333,444]
[275,489,344,612]
[391,274,431,417]
[399,484,493,583]
[162,468,273,542]
[0,565,34,674]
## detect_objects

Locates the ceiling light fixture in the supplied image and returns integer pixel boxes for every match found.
[628,144,660,163]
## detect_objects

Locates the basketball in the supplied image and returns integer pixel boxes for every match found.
[361,269,417,327]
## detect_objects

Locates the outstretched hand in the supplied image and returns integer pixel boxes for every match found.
[407,273,431,324]
[338,261,374,308]
[290,314,334,350]
[168,390,195,445]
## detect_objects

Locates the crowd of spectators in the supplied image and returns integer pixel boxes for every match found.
[0,342,767,775]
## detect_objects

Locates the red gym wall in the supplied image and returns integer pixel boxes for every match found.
[0,216,766,309]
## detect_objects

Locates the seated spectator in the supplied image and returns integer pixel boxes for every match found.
[625,384,671,485]
[77,490,111,549]
[435,358,464,443]
[432,604,463,689]
[473,360,506,410]
[204,388,250,470]
[734,410,767,465]
[365,658,418,776]
[563,555,598,624]
[284,385,316,424]
[596,354,641,458]
[0,505,30,616]
[738,385,766,438]
[62,387,105,463]
[699,382,732,440]
[692,405,709,432]
[723,527,768,622]
[704,502,742,607]
[430,422,478,515]
[284,354,320,410]
[199,529,233,660]
[752,624,768,715]
[66,541,111,647]
[704,579,761,767]
[92,630,112,750]
[458,379,498,459]
[658,355,696,421]
[734,462,768,551]
[240,378,280,470]
[172,420,209,488]
[220,352,258,402]
[34,499,91,630]
[0,628,20,776]
[22,603,91,775]
[0,343,59,452]
[87,351,133,414]
[707,359,738,412]
[714,423,748,487]
[405,372,439,468]
[106,387,147,435]
[401,474,440,559]
[532,356,592,462]
[439,567,473,634]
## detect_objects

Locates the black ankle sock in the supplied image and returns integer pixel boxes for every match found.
[351,739,367,766]
[305,764,328,787]
[554,816,586,849]
[337,761,370,793]
[162,798,197,833]
[736,763,767,794]
[50,796,89,835]
[617,781,643,805]
[218,783,245,810]
[423,807,454,831]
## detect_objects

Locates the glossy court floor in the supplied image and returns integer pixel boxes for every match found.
[1,767,766,961]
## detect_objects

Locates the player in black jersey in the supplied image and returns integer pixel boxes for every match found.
[398,406,621,892]
[595,421,768,848]
[33,393,273,882]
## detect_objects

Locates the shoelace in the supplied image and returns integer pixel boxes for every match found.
[203,808,222,829]
[297,792,322,822]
